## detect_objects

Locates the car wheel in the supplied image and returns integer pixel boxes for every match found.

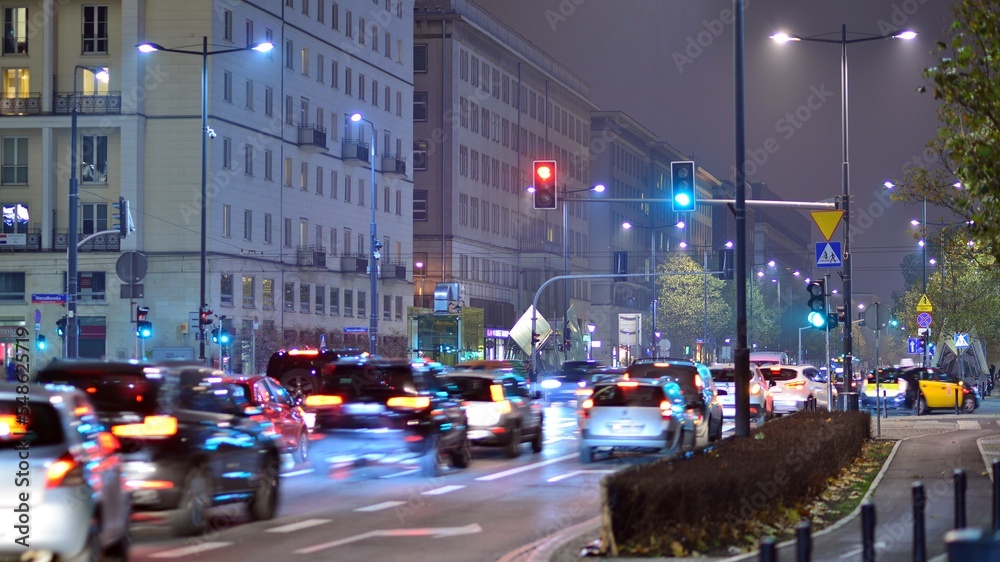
[170,467,210,537]
[503,425,522,459]
[914,396,928,416]
[281,373,316,400]
[530,427,544,453]
[695,419,710,448]
[292,431,309,463]
[963,396,977,414]
[579,443,593,464]
[421,435,443,477]
[248,455,280,521]
[449,435,472,469]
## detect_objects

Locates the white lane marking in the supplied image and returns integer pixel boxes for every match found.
[547,469,614,483]
[381,468,420,478]
[839,542,884,559]
[958,420,981,430]
[267,519,331,533]
[150,542,231,558]
[281,468,315,477]
[475,453,576,482]
[421,485,465,496]
[354,500,407,512]
[295,523,483,554]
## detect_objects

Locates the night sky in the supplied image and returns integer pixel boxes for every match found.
[475,0,955,303]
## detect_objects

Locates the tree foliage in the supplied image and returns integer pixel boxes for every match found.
[655,254,729,357]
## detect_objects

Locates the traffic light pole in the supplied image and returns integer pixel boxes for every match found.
[825,273,833,410]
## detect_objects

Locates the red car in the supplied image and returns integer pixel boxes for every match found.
[223,375,310,463]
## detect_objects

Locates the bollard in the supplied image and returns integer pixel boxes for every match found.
[862,501,876,562]
[955,388,960,415]
[795,520,811,562]
[993,459,1000,533]
[759,536,777,562]
[955,468,967,529]
[883,390,889,418]
[913,482,926,562]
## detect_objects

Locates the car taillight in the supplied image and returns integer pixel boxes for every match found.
[574,388,593,397]
[386,396,431,409]
[785,380,806,389]
[694,375,704,390]
[46,453,84,488]
[692,410,704,426]
[580,398,593,419]
[898,379,907,392]
[617,381,639,387]
[490,384,504,402]
[305,394,343,407]
[962,386,971,395]
[111,415,178,438]
[659,400,672,419]
[750,382,762,395]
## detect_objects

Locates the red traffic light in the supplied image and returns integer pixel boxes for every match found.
[532,160,557,210]
[200,309,214,326]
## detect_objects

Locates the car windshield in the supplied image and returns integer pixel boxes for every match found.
[591,384,664,407]
[626,363,701,391]
[0,401,64,449]
[320,364,427,397]
[446,376,494,401]
[871,370,899,384]
[710,368,737,382]
[763,368,799,382]
[36,368,162,416]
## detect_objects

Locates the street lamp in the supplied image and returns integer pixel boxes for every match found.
[771,25,915,399]
[586,322,596,360]
[138,37,273,362]
[66,65,109,358]
[414,261,425,308]
[350,112,379,355]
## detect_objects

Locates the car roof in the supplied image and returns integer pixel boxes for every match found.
[445,369,507,380]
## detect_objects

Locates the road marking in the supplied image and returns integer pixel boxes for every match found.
[354,501,407,512]
[295,523,483,554]
[547,469,614,483]
[839,541,884,559]
[267,519,331,533]
[281,468,315,477]
[381,468,420,478]
[475,453,576,482]
[150,542,231,558]
[958,420,981,430]
[421,485,464,496]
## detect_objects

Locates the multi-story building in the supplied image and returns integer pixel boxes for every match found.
[0,0,414,372]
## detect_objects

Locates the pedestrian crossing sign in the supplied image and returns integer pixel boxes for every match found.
[815,241,842,268]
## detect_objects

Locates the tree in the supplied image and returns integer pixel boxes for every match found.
[654,254,730,359]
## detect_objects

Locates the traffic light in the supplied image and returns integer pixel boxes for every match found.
[199,307,214,326]
[211,327,220,343]
[35,334,46,351]
[836,305,847,325]
[211,327,230,345]
[112,197,130,237]
[531,332,541,346]
[670,161,696,212]
[532,160,557,210]
[136,306,152,339]
[56,316,67,337]
[806,280,827,329]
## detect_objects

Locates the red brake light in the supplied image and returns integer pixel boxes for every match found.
[387,396,431,409]
[46,453,83,488]
[694,374,704,390]
[288,349,320,356]
[111,415,178,438]
[660,400,672,418]
[617,381,639,387]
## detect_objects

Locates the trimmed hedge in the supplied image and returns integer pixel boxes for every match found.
[601,410,871,555]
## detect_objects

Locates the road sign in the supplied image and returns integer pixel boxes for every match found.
[31,293,66,304]
[343,326,369,334]
[907,337,923,354]
[916,294,933,313]
[815,241,842,268]
[916,312,932,328]
[810,210,844,241]
[955,332,970,350]
[863,302,891,330]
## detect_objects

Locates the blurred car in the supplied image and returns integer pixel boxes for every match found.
[539,360,604,404]
[708,363,773,423]
[898,367,978,414]
[749,351,791,367]
[224,374,311,462]
[304,357,470,476]
[452,359,528,378]
[0,384,130,561]
[624,359,724,445]
[265,348,360,401]
[577,380,684,463]
[762,364,837,414]
[444,370,543,457]
[863,367,904,409]
[37,360,282,536]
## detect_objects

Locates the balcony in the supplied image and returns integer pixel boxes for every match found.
[53,230,121,252]
[340,255,369,274]
[296,246,327,267]
[297,124,328,152]
[380,263,407,280]
[53,93,123,115]
[342,140,371,163]
[381,155,407,176]
[518,239,561,256]
[1,94,41,116]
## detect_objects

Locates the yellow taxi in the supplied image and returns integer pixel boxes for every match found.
[898,367,978,414]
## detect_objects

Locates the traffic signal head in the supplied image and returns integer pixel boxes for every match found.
[211,327,220,343]
[806,280,827,329]
[670,161,697,212]
[36,334,47,351]
[219,330,230,345]
[136,306,149,321]
[112,197,130,237]
[56,316,67,337]
[136,321,152,339]
[531,332,540,345]
[200,308,213,326]
[532,160,557,210]
[836,305,847,324]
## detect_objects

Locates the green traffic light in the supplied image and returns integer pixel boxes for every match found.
[808,311,826,328]
[674,192,691,207]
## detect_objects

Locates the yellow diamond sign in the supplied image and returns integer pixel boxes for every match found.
[810,210,845,242]
[916,294,933,313]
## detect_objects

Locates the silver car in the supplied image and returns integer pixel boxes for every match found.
[577,380,684,463]
[761,364,837,414]
[0,384,130,561]
[709,363,773,423]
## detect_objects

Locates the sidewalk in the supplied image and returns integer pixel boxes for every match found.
[521,413,998,562]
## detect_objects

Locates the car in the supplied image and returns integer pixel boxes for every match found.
[452,359,529,378]
[444,370,544,457]
[708,363,773,424]
[539,360,605,404]
[863,367,904,409]
[36,360,282,537]
[303,357,470,476]
[223,374,311,463]
[0,384,130,561]
[749,351,791,367]
[577,379,685,463]
[761,364,837,414]
[265,347,360,402]
[624,359,724,445]
[898,367,978,415]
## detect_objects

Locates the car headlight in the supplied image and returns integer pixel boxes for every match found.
[541,379,561,389]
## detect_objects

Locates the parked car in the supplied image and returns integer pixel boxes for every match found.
[577,379,684,463]
[762,364,837,414]
[303,357,470,476]
[709,363,773,423]
[863,367,904,409]
[898,367,978,414]
[0,384,130,561]
[223,374,311,462]
[265,348,360,402]
[37,360,282,536]
[624,359,724,445]
[444,370,543,457]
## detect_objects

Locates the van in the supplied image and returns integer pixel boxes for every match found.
[749,351,790,367]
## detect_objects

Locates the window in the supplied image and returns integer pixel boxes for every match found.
[330,287,340,316]
[329,227,338,254]
[316,165,324,195]
[224,10,233,41]
[358,18,365,45]
[372,25,378,52]
[395,190,402,216]
[395,296,403,320]
[315,285,325,314]
[330,170,338,199]
[80,135,107,183]
[300,47,309,76]
[244,145,253,175]
[245,19,254,48]
[384,85,390,111]
[383,295,391,320]
[413,44,428,72]
[413,140,428,171]
[385,33,391,58]
[358,74,365,101]
[396,91,402,116]
[285,40,294,69]
[317,0,324,23]
[283,157,292,186]
[345,68,352,96]
[413,92,427,121]
[222,204,231,237]
[344,289,353,317]
[222,137,232,169]
[284,95,293,125]
[263,278,274,309]
[458,194,467,226]
[3,8,27,54]
[1,69,28,101]
[245,79,254,110]
[264,86,273,116]
[264,149,273,181]
[315,224,323,250]
[82,6,108,53]
[358,178,365,207]
[80,203,107,235]
[343,227,351,255]
[458,145,467,176]
[2,203,28,233]
[1,137,27,184]
[331,61,339,89]
[460,50,468,81]
[299,283,310,313]
[264,213,273,244]
[344,175,352,203]
[283,218,292,248]
[242,275,255,308]
[243,209,252,241]
[299,161,308,190]
[357,291,366,318]
[372,79,378,106]
[383,186,389,213]
[317,54,324,83]
[221,273,234,306]
[0,272,25,302]
[345,10,353,38]
[331,3,339,30]
[283,282,294,311]
[74,271,106,302]
[301,0,309,15]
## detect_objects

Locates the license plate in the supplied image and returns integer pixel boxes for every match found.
[345,403,384,415]
[608,422,644,434]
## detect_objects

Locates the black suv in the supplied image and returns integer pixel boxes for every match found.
[444,370,543,458]
[303,357,470,476]
[624,358,724,445]
[37,360,282,536]
[265,348,359,401]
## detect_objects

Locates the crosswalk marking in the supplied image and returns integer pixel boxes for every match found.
[150,542,231,558]
[958,420,981,430]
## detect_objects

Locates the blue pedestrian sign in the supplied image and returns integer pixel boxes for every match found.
[815,241,842,268]
[955,333,970,350]
[907,337,936,356]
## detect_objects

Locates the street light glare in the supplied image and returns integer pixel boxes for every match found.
[621,221,633,230]
[593,184,605,193]
[251,41,274,52]
[350,112,363,122]
[675,221,685,229]
[911,219,921,226]
[769,32,800,43]
[137,43,160,53]
[95,69,110,83]
[883,180,895,189]
[894,30,918,40]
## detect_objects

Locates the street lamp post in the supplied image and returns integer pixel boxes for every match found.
[138,37,272,362]
[350,113,379,355]
[586,322,596,360]
[771,26,915,399]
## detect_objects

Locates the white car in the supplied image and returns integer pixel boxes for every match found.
[577,380,685,463]
[761,364,837,414]
[709,363,773,423]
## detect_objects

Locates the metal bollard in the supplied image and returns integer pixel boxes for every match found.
[883,390,888,418]
[862,501,876,562]
[993,459,1000,533]
[955,388,960,415]
[796,520,811,562]
[955,468,967,529]
[759,536,777,562]
[913,482,926,562]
